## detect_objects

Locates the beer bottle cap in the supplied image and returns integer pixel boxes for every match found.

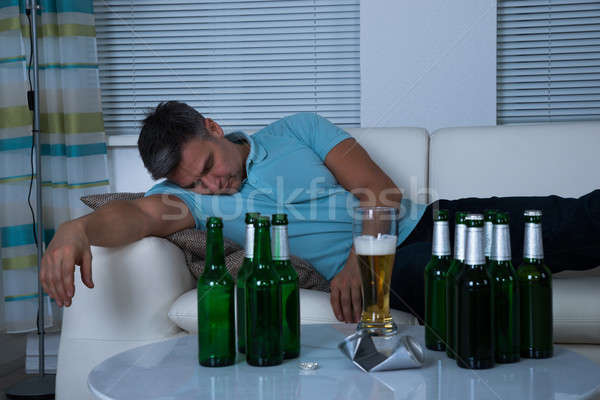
[484,209,499,222]
[272,213,289,225]
[524,210,542,217]
[433,209,449,221]
[254,215,271,228]
[206,216,223,229]
[455,211,468,224]
[245,212,260,224]
[465,213,483,221]
[493,211,509,225]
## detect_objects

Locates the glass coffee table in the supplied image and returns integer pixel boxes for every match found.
[88,324,600,399]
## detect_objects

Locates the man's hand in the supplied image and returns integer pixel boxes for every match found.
[40,221,94,308]
[330,248,362,323]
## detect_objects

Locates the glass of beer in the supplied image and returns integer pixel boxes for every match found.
[353,206,399,336]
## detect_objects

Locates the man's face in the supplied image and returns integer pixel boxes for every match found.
[168,119,248,195]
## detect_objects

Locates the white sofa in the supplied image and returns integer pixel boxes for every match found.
[56,122,600,399]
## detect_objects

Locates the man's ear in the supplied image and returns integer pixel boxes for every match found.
[204,118,224,138]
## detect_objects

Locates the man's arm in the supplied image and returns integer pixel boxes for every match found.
[324,137,402,323]
[40,195,194,308]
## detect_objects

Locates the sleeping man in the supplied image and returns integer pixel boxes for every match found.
[40,101,600,320]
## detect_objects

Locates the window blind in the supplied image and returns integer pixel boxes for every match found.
[497,0,600,124]
[93,0,360,135]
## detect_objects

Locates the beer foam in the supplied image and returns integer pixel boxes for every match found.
[354,234,397,255]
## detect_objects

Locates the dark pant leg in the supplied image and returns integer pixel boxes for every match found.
[390,242,431,321]
[406,189,600,272]
[390,189,600,320]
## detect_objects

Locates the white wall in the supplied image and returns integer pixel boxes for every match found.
[108,144,155,193]
[360,0,497,132]
[108,2,498,189]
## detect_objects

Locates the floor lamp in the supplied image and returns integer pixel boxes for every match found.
[6,0,55,398]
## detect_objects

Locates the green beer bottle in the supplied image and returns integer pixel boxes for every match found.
[424,209,452,351]
[246,216,283,366]
[456,214,494,369]
[518,210,553,359]
[271,214,300,359]
[488,211,520,363]
[484,209,499,263]
[236,212,260,354]
[197,217,235,367]
[446,211,468,359]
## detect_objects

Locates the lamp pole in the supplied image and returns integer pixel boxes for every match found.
[6,1,54,398]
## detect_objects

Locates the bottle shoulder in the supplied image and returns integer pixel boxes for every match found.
[456,267,492,289]
[247,264,281,287]
[273,260,298,282]
[517,262,552,282]
[197,271,234,288]
[425,257,451,273]
[447,260,464,277]
[487,261,517,279]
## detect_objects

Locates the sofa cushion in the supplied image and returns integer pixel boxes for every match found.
[346,127,430,204]
[169,288,419,333]
[553,276,600,344]
[80,192,330,291]
[429,122,600,200]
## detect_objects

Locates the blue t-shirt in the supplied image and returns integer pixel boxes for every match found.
[145,113,427,280]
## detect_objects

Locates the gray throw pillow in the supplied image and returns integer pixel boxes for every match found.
[80,193,330,291]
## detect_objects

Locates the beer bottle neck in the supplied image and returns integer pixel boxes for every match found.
[271,225,290,261]
[205,227,226,272]
[465,226,485,266]
[484,220,494,258]
[490,224,512,261]
[453,223,467,262]
[244,223,255,260]
[523,222,544,261]
[253,226,273,267]
[432,220,451,257]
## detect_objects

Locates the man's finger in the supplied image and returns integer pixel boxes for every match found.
[351,284,362,323]
[330,287,343,321]
[340,287,352,323]
[64,259,75,302]
[80,250,94,289]
[49,255,66,307]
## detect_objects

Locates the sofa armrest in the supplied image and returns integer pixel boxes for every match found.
[60,236,195,341]
[56,237,195,400]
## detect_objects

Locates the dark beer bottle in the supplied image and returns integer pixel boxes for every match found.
[272,214,300,359]
[518,210,553,359]
[197,217,235,367]
[236,212,260,354]
[456,214,494,369]
[246,216,283,366]
[424,209,452,351]
[488,211,520,363]
[446,211,467,359]
[484,209,498,263]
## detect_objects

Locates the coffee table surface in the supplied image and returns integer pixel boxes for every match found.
[88,324,600,400]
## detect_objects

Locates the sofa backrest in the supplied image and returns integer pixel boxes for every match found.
[346,127,430,204]
[428,122,600,201]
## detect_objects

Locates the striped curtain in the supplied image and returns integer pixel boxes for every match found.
[0,0,109,333]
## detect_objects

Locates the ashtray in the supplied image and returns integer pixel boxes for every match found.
[338,329,424,372]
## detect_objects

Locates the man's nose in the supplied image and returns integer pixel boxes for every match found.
[201,175,219,192]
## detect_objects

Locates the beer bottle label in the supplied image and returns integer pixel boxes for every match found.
[465,226,485,266]
[491,224,512,261]
[523,222,544,260]
[454,224,467,261]
[272,225,290,260]
[484,221,493,257]
[432,221,451,256]
[245,224,255,259]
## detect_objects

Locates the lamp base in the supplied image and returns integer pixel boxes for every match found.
[5,374,55,400]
